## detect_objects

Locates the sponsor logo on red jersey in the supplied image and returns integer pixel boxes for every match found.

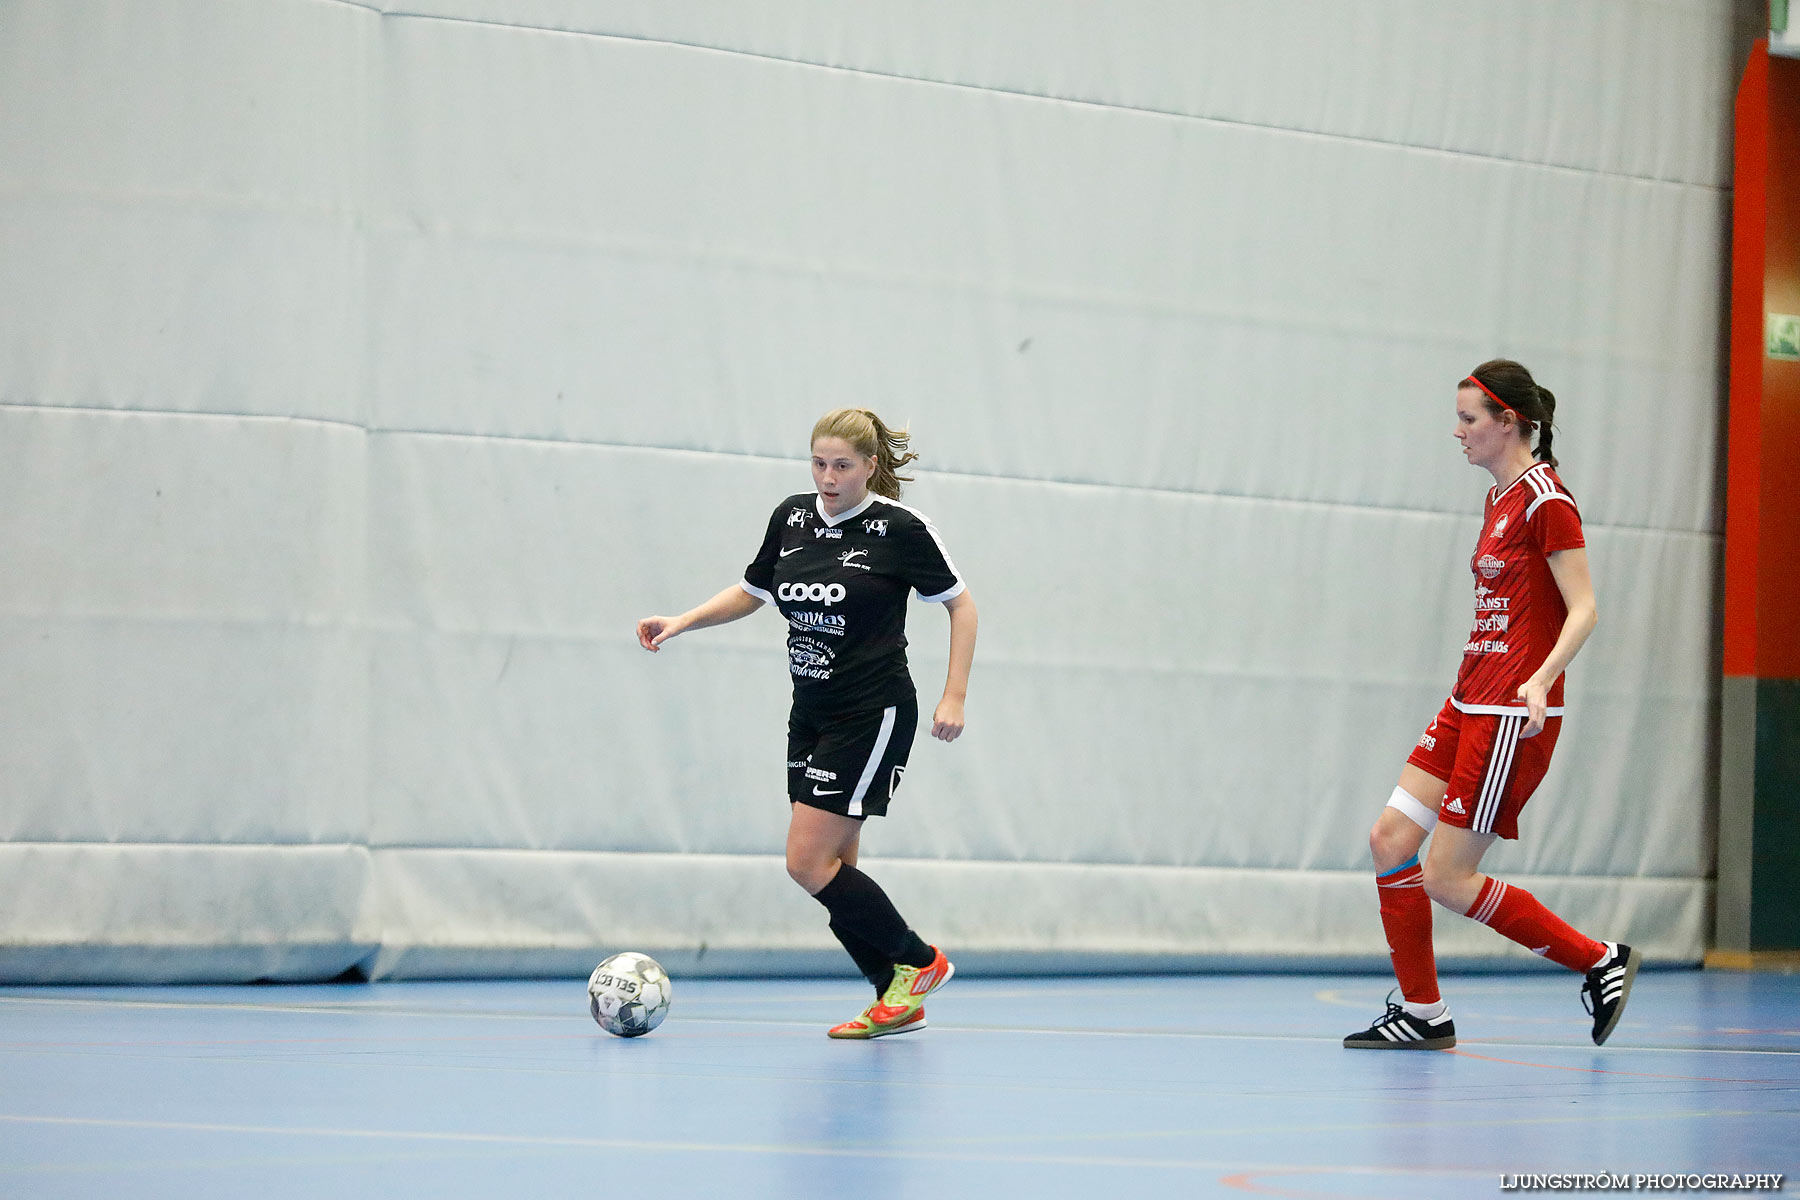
[1454,463,1583,709]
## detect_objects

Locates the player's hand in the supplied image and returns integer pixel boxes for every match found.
[931,697,965,742]
[636,616,681,651]
[1516,678,1548,737]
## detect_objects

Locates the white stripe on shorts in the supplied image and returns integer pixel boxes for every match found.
[1474,715,1523,834]
[1451,698,1564,717]
[847,706,897,819]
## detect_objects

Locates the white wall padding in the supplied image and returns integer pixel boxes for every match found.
[0,843,373,984]
[0,407,368,847]
[358,851,1706,981]
[0,0,1743,981]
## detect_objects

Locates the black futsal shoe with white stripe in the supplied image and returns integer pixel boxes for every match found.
[1582,942,1640,1045]
[1343,992,1456,1050]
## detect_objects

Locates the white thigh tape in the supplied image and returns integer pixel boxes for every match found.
[1386,785,1439,832]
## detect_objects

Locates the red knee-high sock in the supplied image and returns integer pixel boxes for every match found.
[1377,858,1440,1005]
[1466,877,1605,972]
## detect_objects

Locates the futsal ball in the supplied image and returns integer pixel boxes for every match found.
[587,952,672,1037]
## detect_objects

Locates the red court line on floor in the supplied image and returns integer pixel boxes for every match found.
[1219,1170,1337,1197]
[1219,1167,1465,1198]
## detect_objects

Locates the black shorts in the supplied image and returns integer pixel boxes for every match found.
[787,695,918,819]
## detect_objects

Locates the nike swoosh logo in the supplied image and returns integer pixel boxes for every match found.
[780,547,803,557]
[812,787,843,796]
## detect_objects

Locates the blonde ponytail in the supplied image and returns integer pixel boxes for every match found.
[811,408,918,499]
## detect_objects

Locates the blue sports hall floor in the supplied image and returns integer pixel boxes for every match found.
[3,970,1796,1199]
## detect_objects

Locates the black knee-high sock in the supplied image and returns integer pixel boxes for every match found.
[828,919,896,996]
[812,864,934,969]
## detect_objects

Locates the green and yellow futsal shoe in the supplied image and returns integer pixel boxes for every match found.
[827,1002,927,1039]
[877,946,953,1015]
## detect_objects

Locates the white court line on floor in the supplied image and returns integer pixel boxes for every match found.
[932,1023,1800,1059]
[4,998,1797,1061]
[0,1111,1718,1176]
[0,981,1230,1015]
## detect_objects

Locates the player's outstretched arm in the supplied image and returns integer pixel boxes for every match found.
[1516,547,1597,735]
[930,589,978,742]
[637,585,765,652]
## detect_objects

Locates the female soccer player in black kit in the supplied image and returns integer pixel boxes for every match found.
[1344,360,1638,1051]
[636,408,977,1038]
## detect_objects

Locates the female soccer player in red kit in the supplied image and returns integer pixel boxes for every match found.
[1344,360,1639,1050]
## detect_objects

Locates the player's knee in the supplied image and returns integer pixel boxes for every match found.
[785,852,830,894]
[783,854,810,888]
[1419,858,1472,908]
[1368,823,1393,866]
[1369,821,1417,874]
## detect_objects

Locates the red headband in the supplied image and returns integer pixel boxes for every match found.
[1464,375,1521,419]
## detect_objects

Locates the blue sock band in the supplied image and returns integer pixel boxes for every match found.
[1379,854,1421,880]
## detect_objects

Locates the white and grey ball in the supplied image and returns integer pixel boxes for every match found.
[587,952,672,1037]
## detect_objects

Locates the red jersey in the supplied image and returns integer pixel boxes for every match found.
[1451,461,1585,713]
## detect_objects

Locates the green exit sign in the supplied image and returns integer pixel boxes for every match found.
[1768,313,1800,360]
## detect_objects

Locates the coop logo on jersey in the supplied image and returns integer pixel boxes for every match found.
[862,519,888,536]
[778,582,846,604]
[1490,514,1509,540]
[814,526,843,540]
[1477,554,1506,579]
[787,507,809,527]
[838,549,872,570]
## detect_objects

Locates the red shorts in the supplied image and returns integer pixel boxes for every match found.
[1405,698,1561,840]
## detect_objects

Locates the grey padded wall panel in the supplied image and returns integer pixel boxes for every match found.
[358,0,1745,188]
[0,0,1739,979]
[0,844,373,984]
[364,436,794,852]
[0,0,371,425]
[367,11,1727,537]
[356,851,1707,981]
[0,408,369,846]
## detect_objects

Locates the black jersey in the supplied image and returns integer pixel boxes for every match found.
[741,492,964,712]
